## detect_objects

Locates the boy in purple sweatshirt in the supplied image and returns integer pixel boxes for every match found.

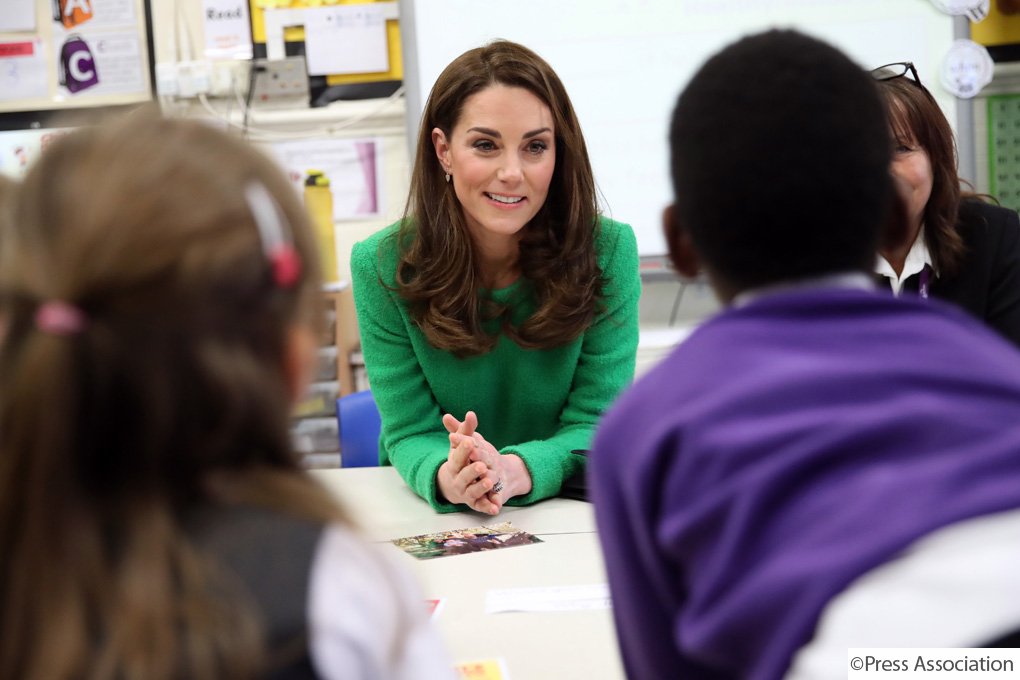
[590,29,1020,680]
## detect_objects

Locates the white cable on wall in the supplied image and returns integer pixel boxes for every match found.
[196,86,406,142]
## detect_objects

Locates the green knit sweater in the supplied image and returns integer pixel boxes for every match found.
[350,217,640,512]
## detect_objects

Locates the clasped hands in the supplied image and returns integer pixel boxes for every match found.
[436,411,531,515]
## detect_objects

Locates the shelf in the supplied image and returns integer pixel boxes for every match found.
[321,284,358,397]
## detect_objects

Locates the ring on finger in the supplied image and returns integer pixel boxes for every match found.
[492,478,504,494]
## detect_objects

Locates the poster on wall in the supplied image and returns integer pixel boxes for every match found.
[269,137,384,221]
[0,40,49,102]
[0,0,36,32]
[53,0,137,29]
[0,127,72,178]
[52,32,147,97]
[202,0,253,61]
[0,0,154,119]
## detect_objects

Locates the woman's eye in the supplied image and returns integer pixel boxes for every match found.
[473,140,496,151]
[527,141,548,154]
[895,144,912,154]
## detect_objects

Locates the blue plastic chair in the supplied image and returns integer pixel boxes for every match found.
[335,390,382,468]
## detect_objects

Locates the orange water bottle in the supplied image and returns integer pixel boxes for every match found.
[304,170,339,284]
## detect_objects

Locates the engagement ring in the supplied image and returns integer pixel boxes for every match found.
[492,478,505,494]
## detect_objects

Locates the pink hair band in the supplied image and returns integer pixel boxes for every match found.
[35,301,87,335]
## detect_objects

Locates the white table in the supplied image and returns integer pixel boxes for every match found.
[312,467,626,680]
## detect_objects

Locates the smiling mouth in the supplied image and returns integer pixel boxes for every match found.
[485,192,525,205]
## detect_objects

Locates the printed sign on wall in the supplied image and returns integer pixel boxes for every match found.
[53,0,137,30]
[54,32,146,97]
[203,0,254,60]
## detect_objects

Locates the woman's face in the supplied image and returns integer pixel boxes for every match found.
[432,84,556,250]
[890,131,933,234]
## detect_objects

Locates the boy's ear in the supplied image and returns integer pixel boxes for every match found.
[663,203,700,278]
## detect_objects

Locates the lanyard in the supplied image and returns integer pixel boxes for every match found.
[918,266,930,299]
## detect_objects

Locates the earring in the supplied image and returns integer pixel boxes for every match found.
[445,171,451,183]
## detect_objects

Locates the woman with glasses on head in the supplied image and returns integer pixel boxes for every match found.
[872,62,1020,346]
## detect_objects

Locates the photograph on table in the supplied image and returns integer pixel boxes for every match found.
[392,522,542,560]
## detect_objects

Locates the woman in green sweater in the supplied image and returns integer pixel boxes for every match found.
[351,40,640,514]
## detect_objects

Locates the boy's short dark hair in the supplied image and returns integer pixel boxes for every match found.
[669,30,893,293]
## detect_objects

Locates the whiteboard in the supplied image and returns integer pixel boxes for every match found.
[399,0,957,256]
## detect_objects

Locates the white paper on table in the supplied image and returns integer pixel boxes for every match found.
[0,0,35,32]
[485,584,611,614]
[0,40,49,102]
[203,0,253,60]
[268,137,382,220]
[303,4,389,76]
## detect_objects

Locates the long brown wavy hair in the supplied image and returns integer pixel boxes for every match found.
[0,111,346,679]
[876,75,970,276]
[397,40,603,356]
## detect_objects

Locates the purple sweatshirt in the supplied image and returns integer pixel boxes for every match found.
[591,288,1020,680]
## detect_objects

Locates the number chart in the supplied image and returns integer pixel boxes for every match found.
[988,94,1020,213]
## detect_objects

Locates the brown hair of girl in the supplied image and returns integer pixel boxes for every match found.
[0,110,345,679]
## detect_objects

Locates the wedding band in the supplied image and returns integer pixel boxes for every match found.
[492,478,504,494]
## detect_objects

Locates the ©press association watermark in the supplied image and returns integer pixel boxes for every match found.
[849,649,1020,679]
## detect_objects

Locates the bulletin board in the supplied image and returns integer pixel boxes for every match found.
[400,0,958,257]
[248,0,402,86]
[0,0,155,126]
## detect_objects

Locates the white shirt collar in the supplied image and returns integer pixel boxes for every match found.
[875,226,933,296]
[731,272,876,309]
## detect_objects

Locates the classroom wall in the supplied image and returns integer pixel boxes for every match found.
[34,0,1009,380]
[399,0,960,259]
[147,0,705,334]
[149,0,409,284]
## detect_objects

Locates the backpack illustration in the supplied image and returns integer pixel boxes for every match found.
[59,35,99,94]
[53,0,94,29]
